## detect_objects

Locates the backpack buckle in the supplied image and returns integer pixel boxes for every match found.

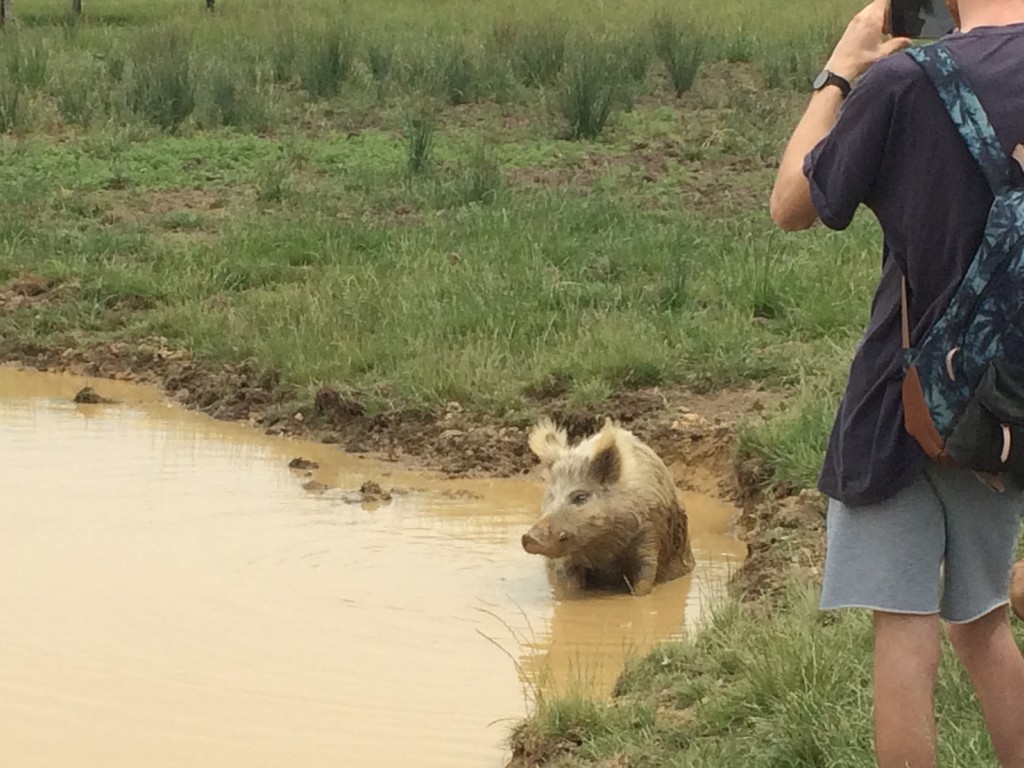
[946,347,960,380]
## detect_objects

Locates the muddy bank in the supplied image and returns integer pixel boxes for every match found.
[3,343,742,473]
[0,328,758,481]
[1,297,824,602]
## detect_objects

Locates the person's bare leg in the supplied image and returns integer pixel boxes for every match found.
[946,606,1024,767]
[873,612,942,768]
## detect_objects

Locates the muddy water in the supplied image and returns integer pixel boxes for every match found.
[0,367,746,768]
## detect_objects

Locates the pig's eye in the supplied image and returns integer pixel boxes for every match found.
[569,490,591,506]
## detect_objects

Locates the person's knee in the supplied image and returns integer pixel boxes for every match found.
[875,612,942,679]
[946,606,1011,663]
[906,639,943,682]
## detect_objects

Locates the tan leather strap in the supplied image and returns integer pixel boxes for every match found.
[901,275,911,349]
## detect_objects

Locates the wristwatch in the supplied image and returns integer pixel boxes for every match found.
[812,69,852,98]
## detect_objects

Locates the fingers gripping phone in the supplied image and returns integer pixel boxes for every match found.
[889,0,957,39]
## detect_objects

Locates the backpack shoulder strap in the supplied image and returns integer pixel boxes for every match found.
[907,43,1010,195]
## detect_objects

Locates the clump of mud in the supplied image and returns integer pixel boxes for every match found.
[357,481,392,503]
[297,477,395,505]
[288,458,320,470]
[313,386,365,424]
[72,387,116,405]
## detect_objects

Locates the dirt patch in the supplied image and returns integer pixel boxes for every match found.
[503,147,657,193]
[507,718,635,768]
[0,273,77,316]
[506,720,583,768]
[503,164,599,192]
[682,157,777,217]
[503,139,773,217]
[93,187,232,239]
[442,101,542,135]
[0,334,819,606]
[731,487,826,602]
[144,188,229,215]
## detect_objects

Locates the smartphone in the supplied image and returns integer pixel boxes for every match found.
[889,0,957,39]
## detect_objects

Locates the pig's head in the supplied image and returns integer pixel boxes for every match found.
[521,418,631,558]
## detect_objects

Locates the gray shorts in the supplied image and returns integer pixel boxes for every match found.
[820,465,1024,623]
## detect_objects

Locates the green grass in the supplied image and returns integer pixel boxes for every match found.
[0,0,857,137]
[0,121,878,420]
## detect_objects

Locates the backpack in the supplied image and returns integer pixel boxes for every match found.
[901,42,1024,487]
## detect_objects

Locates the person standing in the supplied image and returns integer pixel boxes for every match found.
[770,1,1024,765]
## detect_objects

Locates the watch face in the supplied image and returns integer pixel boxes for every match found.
[812,70,828,90]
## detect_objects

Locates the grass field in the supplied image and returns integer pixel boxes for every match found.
[0,0,877,489]
[3,2,1020,766]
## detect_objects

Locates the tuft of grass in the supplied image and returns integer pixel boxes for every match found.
[269,25,299,84]
[367,43,394,83]
[0,83,20,133]
[209,65,243,126]
[446,143,503,207]
[489,18,519,58]
[438,40,475,106]
[560,48,618,140]
[514,23,566,87]
[406,111,435,176]
[128,27,195,132]
[615,35,653,86]
[366,41,394,100]
[200,59,272,132]
[652,15,704,97]
[255,156,292,203]
[302,28,350,100]
[102,46,127,85]
[758,24,840,90]
[722,28,757,63]
[9,38,50,90]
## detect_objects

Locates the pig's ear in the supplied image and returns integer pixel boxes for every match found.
[589,420,622,485]
[529,418,568,467]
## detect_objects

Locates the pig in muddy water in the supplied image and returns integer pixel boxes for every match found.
[522,418,694,597]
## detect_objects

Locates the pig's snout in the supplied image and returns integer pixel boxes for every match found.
[522,522,570,556]
[522,531,543,554]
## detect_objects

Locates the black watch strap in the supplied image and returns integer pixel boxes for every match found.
[814,70,852,98]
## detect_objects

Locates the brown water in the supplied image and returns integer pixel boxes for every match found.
[0,367,746,768]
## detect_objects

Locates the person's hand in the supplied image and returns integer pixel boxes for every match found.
[825,0,913,82]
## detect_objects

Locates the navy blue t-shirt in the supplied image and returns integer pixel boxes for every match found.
[803,23,1024,507]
